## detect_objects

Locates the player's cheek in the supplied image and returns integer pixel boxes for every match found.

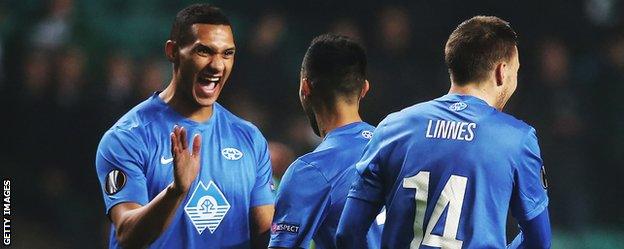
[194,57,209,72]
[223,60,234,80]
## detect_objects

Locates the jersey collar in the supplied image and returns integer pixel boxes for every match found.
[151,91,219,127]
[437,93,491,107]
[323,121,367,141]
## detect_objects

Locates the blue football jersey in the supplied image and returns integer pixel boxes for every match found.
[95,93,274,248]
[348,94,548,249]
[270,122,384,249]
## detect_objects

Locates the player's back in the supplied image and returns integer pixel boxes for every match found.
[271,122,383,249]
[353,94,548,248]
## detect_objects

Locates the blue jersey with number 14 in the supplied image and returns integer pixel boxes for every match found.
[348,94,548,248]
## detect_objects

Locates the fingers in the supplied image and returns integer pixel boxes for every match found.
[171,125,182,155]
[170,131,177,155]
[180,126,188,150]
[172,125,195,154]
[192,134,202,157]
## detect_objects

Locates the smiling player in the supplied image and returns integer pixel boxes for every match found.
[95,4,274,248]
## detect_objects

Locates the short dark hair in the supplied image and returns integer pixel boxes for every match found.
[169,4,231,46]
[445,16,518,85]
[301,34,367,107]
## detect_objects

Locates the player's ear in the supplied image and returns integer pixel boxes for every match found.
[300,78,312,99]
[360,79,370,99]
[165,40,178,63]
[495,61,506,87]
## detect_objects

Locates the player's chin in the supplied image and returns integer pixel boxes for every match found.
[192,91,220,106]
[193,94,219,107]
[193,84,222,106]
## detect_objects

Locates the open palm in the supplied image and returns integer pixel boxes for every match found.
[170,125,201,194]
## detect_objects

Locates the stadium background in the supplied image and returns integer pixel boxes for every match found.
[1,0,623,248]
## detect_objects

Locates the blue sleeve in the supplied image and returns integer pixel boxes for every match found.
[336,197,382,249]
[269,160,331,249]
[507,209,552,249]
[250,133,274,207]
[347,122,389,203]
[510,128,549,221]
[95,128,149,215]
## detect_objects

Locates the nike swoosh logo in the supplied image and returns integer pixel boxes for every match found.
[161,156,173,165]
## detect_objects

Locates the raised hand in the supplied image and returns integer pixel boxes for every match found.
[170,125,202,195]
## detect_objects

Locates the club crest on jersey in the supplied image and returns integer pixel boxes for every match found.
[221,148,243,160]
[449,101,468,111]
[184,181,231,234]
[361,130,373,139]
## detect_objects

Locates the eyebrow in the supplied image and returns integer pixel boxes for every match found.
[195,43,236,52]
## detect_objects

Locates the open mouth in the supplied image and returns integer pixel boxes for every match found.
[197,75,221,95]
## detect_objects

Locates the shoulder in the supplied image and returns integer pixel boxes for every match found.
[371,101,434,140]
[494,111,533,132]
[282,157,329,185]
[380,100,437,126]
[292,155,319,173]
[108,96,161,135]
[490,111,537,141]
[98,97,160,151]
[216,103,266,140]
[479,111,541,159]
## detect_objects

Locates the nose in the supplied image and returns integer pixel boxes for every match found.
[206,55,225,73]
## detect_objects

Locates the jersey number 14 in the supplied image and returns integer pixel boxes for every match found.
[403,171,467,249]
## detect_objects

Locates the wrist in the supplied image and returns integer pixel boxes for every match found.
[167,183,188,198]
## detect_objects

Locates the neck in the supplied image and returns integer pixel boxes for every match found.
[315,101,362,138]
[448,81,498,109]
[159,79,214,122]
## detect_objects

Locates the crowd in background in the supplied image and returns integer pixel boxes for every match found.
[1,0,623,248]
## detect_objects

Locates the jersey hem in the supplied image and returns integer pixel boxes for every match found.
[520,198,549,221]
[250,198,275,208]
[105,199,146,216]
[269,239,308,249]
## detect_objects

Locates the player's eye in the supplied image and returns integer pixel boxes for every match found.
[196,47,210,56]
[223,49,235,58]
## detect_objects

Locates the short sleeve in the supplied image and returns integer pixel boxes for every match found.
[347,122,388,204]
[250,133,274,207]
[269,160,331,249]
[510,128,549,221]
[95,128,149,215]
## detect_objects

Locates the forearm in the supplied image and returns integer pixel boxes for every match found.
[250,230,270,249]
[507,209,551,249]
[249,204,274,249]
[336,197,380,249]
[115,184,187,248]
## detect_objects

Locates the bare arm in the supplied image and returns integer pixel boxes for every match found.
[109,126,201,248]
[110,185,186,248]
[250,204,274,249]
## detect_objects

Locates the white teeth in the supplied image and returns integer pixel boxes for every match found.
[201,76,220,82]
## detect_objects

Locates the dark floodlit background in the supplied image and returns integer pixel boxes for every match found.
[1,0,623,248]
